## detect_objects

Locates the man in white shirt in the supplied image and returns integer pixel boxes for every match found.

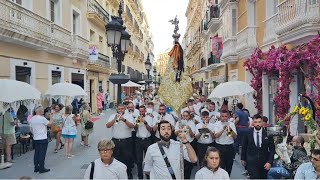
[207,102,220,123]
[175,111,197,179]
[84,139,127,179]
[106,104,134,178]
[153,104,176,142]
[195,111,216,166]
[214,110,237,175]
[125,102,140,164]
[144,120,197,179]
[29,105,53,173]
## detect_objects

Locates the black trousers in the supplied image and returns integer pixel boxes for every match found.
[197,142,214,166]
[135,137,152,179]
[33,139,48,170]
[215,143,235,175]
[112,137,133,176]
[131,131,136,163]
[184,140,197,179]
[247,161,268,179]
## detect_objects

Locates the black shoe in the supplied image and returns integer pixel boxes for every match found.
[60,144,64,149]
[34,169,39,173]
[39,168,50,173]
[128,173,133,179]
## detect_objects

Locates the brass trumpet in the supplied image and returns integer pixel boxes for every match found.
[115,113,123,124]
[203,122,210,139]
[227,126,233,137]
[136,115,144,125]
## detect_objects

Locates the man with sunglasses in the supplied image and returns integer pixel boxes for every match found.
[295,149,320,179]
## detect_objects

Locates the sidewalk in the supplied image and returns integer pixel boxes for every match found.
[1,109,115,179]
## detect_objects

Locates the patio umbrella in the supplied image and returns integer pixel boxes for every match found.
[208,81,255,100]
[0,79,41,169]
[43,83,87,104]
[122,81,142,87]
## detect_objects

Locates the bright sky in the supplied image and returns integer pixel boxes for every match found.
[141,0,188,61]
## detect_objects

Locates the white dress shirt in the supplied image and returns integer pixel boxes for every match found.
[253,128,262,147]
[155,113,176,138]
[195,167,230,180]
[29,115,49,140]
[195,122,215,144]
[107,113,134,139]
[84,158,127,179]
[175,120,196,142]
[136,115,153,138]
[213,120,237,145]
[144,139,191,179]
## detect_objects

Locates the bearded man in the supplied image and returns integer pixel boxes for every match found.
[143,120,197,179]
[241,114,275,179]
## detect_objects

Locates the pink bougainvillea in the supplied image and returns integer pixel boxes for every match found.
[244,36,320,121]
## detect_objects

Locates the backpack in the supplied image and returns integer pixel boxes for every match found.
[89,161,95,179]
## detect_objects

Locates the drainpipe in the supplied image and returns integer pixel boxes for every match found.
[225,64,229,82]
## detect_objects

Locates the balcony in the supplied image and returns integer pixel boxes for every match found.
[88,53,110,72]
[263,14,277,45]
[50,24,72,56]
[221,37,237,64]
[71,35,89,61]
[207,5,220,34]
[275,0,320,43]
[87,0,109,28]
[0,0,52,50]
[129,0,140,15]
[236,27,257,59]
[123,6,134,29]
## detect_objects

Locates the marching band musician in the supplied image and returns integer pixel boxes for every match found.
[125,102,140,164]
[134,106,154,179]
[106,104,135,179]
[213,110,237,176]
[195,111,216,166]
[146,102,159,118]
[181,99,202,124]
[207,102,221,124]
[153,104,176,142]
[175,111,197,179]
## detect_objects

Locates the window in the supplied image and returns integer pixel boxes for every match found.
[99,36,103,52]
[52,71,61,85]
[90,30,95,42]
[50,0,55,22]
[72,10,80,35]
[15,66,31,84]
[12,0,22,5]
[231,9,237,36]
[268,77,278,123]
[99,81,102,92]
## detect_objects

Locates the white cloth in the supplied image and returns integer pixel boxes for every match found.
[195,122,215,144]
[136,115,153,138]
[29,115,49,140]
[254,128,262,147]
[213,121,237,145]
[195,167,230,179]
[155,113,176,138]
[84,158,127,179]
[175,120,196,142]
[144,139,191,179]
[107,113,134,139]
[61,114,77,136]
[209,111,220,124]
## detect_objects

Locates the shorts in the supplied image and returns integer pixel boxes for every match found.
[62,134,76,139]
[4,134,17,145]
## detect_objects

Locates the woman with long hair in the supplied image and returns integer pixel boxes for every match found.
[61,105,77,159]
[50,104,64,153]
[195,147,230,179]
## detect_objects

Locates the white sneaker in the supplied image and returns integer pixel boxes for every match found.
[80,142,84,146]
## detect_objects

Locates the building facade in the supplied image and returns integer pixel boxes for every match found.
[0,0,89,107]
[155,49,170,76]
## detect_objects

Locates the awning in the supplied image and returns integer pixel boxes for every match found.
[122,80,143,87]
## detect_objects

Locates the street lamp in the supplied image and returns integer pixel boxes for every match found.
[106,1,131,105]
[145,54,152,85]
[153,67,157,85]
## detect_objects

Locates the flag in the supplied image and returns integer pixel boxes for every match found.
[211,35,223,63]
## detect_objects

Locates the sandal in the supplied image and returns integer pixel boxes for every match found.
[60,144,64,149]
[54,149,58,153]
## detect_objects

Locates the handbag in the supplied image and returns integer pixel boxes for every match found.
[51,125,61,133]
[157,142,176,179]
[82,113,93,129]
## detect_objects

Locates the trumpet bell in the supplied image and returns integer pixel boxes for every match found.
[136,119,141,125]
[203,133,210,139]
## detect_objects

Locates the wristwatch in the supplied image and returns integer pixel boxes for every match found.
[123,119,127,122]
[144,121,148,125]
[182,141,190,144]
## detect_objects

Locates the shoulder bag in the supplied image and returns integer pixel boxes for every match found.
[82,112,93,130]
[157,142,176,179]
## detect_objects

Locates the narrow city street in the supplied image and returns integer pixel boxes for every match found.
[1,109,246,179]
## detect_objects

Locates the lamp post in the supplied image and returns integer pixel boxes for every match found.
[144,54,152,86]
[106,1,131,105]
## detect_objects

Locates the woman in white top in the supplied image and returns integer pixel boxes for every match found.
[61,105,77,159]
[195,147,230,180]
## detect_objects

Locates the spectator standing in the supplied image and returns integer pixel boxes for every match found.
[50,104,64,153]
[61,105,77,159]
[29,105,53,173]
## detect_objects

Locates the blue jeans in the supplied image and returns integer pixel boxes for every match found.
[33,139,48,170]
[267,166,290,179]
[234,127,249,153]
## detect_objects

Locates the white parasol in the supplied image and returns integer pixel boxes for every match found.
[208,81,255,100]
[43,83,87,103]
[0,79,41,169]
[122,81,142,87]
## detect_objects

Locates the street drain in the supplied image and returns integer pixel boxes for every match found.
[81,164,89,169]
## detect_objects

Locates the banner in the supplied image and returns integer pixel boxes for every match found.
[89,45,98,61]
[211,35,223,63]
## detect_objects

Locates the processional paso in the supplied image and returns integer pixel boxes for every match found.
[158,16,194,179]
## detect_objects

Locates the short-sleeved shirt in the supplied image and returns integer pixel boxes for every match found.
[29,115,49,140]
[84,158,127,179]
[144,139,191,179]
[0,111,15,134]
[213,120,237,145]
[175,120,196,142]
[195,167,230,179]
[136,115,153,138]
[294,162,318,179]
[107,113,134,139]
[195,122,215,144]
[235,110,249,126]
